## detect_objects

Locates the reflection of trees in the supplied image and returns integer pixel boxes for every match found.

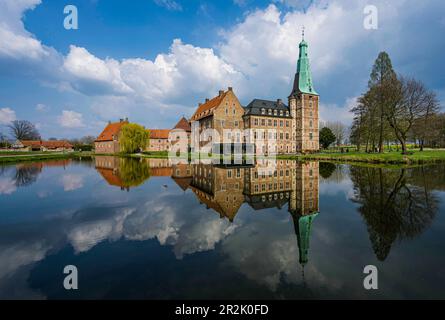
[319,162,336,179]
[14,164,41,187]
[350,167,438,261]
[117,158,151,188]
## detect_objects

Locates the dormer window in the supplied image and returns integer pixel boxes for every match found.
[261,108,265,115]
[279,110,283,116]
[273,110,277,116]
[286,111,289,116]
[268,109,272,115]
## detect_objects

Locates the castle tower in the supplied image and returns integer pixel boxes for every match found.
[289,31,319,153]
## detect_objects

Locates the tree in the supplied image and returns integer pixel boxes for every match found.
[0,131,9,148]
[350,166,438,261]
[323,121,346,146]
[319,127,336,149]
[385,77,438,154]
[119,123,149,154]
[8,120,40,141]
[369,52,397,153]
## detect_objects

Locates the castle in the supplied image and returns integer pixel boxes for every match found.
[190,35,319,155]
[95,35,319,155]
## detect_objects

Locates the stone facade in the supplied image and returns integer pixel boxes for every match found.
[147,129,171,152]
[191,87,245,150]
[190,37,319,154]
[95,119,128,154]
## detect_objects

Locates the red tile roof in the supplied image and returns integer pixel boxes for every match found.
[173,117,191,132]
[20,140,73,148]
[96,121,128,142]
[191,91,227,121]
[149,129,170,139]
[20,140,42,147]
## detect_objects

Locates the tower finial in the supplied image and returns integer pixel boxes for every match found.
[302,26,305,40]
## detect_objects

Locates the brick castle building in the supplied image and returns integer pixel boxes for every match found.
[191,36,319,154]
[95,35,318,155]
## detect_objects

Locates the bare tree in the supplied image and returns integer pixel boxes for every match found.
[385,77,436,154]
[8,120,40,141]
[322,121,346,146]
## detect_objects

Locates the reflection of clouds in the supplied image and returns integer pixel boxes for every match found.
[319,178,354,199]
[61,174,84,191]
[68,208,135,253]
[0,177,16,195]
[124,197,239,259]
[221,216,301,290]
[37,190,52,198]
[172,217,238,259]
[0,242,50,280]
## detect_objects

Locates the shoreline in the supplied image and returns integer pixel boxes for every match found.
[1,150,445,165]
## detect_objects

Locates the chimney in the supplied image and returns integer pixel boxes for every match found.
[108,120,111,124]
[228,87,233,91]
[219,90,224,96]
[119,118,123,123]
[277,99,282,104]
[125,117,128,122]
[199,103,202,106]
[205,98,209,103]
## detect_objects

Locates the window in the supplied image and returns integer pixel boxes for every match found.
[280,120,283,127]
[309,132,313,140]
[280,132,283,140]
[235,121,239,127]
[227,170,232,178]
[286,121,289,127]
[309,120,313,128]
[309,101,313,108]
[286,111,289,116]
[268,119,272,126]
[254,118,258,126]
[268,109,272,115]
[233,108,236,115]
[286,133,289,139]
[274,120,277,127]
[274,110,277,116]
[261,108,266,115]
[280,110,283,116]
[261,119,265,126]
[225,108,228,115]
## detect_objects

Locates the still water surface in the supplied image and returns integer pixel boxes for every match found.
[0,156,444,299]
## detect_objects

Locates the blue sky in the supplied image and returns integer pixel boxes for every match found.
[0,0,444,139]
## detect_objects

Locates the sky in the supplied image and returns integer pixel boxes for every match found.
[0,0,444,139]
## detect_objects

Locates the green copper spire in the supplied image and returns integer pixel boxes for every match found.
[294,212,319,265]
[290,31,318,96]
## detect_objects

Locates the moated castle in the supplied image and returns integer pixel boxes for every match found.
[95,36,319,154]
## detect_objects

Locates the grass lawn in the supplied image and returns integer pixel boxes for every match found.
[278,149,445,164]
[0,152,94,163]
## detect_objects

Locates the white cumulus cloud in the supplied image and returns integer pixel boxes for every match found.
[58,110,85,128]
[0,107,16,124]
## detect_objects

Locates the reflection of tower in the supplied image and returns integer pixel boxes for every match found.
[289,161,319,272]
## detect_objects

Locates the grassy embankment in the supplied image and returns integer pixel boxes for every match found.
[2,149,445,165]
[0,151,95,163]
[277,149,445,164]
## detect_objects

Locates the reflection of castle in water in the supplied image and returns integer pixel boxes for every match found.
[189,160,319,268]
[94,156,320,267]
